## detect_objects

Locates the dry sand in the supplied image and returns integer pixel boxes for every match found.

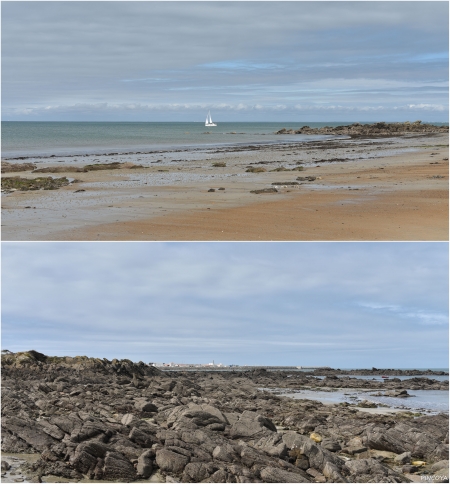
[2,134,448,241]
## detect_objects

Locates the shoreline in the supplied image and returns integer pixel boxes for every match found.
[2,132,448,241]
[2,351,449,483]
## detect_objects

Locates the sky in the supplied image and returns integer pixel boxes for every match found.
[1,1,448,122]
[2,242,448,368]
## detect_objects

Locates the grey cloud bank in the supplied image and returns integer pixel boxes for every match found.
[2,2,448,121]
[2,243,448,367]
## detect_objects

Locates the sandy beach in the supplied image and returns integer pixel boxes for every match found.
[2,133,448,241]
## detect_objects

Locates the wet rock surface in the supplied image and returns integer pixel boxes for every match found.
[1,351,448,482]
[276,121,449,137]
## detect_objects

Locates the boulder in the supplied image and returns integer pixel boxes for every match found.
[129,426,157,447]
[135,401,158,413]
[260,466,311,482]
[182,462,214,481]
[282,432,346,482]
[345,458,409,482]
[156,448,189,474]
[101,451,137,481]
[136,449,153,478]
[229,410,276,440]
[394,452,412,464]
[364,422,449,460]
[2,416,59,451]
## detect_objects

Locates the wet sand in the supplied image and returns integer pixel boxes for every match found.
[2,134,448,241]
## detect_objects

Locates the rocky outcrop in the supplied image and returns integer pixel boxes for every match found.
[276,121,449,137]
[1,351,448,483]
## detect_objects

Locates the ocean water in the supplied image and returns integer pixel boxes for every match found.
[271,388,449,414]
[334,375,449,382]
[1,121,352,158]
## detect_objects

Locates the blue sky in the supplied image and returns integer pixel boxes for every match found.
[1,2,448,122]
[2,242,448,368]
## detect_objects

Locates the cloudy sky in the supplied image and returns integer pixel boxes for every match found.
[2,242,448,368]
[2,2,448,122]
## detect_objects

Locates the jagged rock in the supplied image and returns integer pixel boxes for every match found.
[182,462,214,481]
[136,449,153,478]
[394,452,412,464]
[156,448,190,474]
[212,444,238,462]
[135,400,158,412]
[321,438,341,452]
[260,466,311,482]
[129,426,157,447]
[345,458,410,482]
[101,451,137,481]
[364,421,449,460]
[282,432,346,482]
[2,416,59,451]
[229,410,276,440]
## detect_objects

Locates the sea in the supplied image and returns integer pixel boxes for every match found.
[277,389,449,415]
[1,121,351,158]
[265,369,449,414]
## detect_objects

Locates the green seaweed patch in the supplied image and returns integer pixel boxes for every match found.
[2,176,70,191]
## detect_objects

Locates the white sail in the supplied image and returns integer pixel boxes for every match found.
[205,110,217,127]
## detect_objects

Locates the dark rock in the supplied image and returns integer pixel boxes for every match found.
[134,400,158,412]
[345,458,409,482]
[2,417,59,451]
[136,449,153,478]
[394,451,412,464]
[129,426,157,447]
[101,451,137,482]
[260,466,311,482]
[155,448,189,474]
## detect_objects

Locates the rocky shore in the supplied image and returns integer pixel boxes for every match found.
[1,351,448,483]
[276,121,449,137]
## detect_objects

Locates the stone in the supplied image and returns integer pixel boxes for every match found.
[155,449,189,474]
[135,401,158,413]
[345,458,408,482]
[321,439,341,452]
[394,452,411,464]
[121,414,138,427]
[433,468,449,483]
[229,411,276,440]
[431,461,449,473]
[101,451,137,482]
[2,416,58,451]
[212,444,237,462]
[129,426,157,447]
[260,466,310,483]
[137,449,153,478]
[182,462,212,481]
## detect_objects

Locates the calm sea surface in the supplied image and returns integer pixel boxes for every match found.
[1,121,355,158]
[281,389,449,414]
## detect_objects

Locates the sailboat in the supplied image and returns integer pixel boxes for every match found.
[205,111,217,127]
